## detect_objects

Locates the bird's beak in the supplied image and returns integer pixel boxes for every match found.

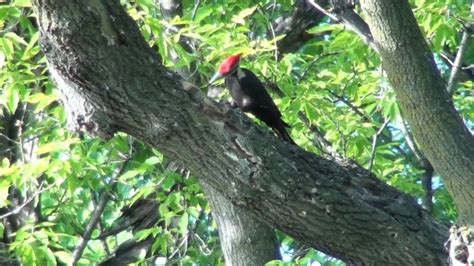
[208,72,223,85]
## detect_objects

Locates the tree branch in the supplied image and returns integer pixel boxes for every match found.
[33,0,448,264]
[71,158,130,265]
[308,0,339,21]
[399,118,435,213]
[273,0,327,56]
[368,118,389,171]
[446,2,473,95]
[329,0,377,51]
[0,183,53,220]
[303,0,377,51]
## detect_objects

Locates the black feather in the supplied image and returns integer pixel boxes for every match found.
[224,68,296,145]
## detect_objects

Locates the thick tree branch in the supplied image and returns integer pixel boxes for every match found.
[329,0,376,51]
[360,0,474,224]
[273,0,327,56]
[33,0,448,264]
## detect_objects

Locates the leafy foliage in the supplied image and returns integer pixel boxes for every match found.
[1,0,472,264]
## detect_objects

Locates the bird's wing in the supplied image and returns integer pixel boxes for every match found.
[238,68,283,117]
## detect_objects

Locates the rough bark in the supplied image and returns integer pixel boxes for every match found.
[201,182,280,265]
[33,0,448,264]
[360,0,474,224]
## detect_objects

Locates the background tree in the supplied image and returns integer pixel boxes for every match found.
[0,0,472,265]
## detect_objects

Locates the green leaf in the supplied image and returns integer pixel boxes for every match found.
[0,38,15,59]
[120,169,141,180]
[161,174,176,191]
[304,103,318,123]
[21,31,40,60]
[178,212,188,235]
[187,207,200,218]
[0,51,5,70]
[13,0,32,7]
[232,6,257,25]
[159,204,169,217]
[2,157,10,168]
[5,32,28,46]
[194,8,213,23]
[144,156,161,166]
[36,138,79,155]
[0,184,9,208]
[265,261,284,266]
[26,92,58,112]
[6,83,20,114]
[55,251,72,265]
[37,246,56,266]
[307,23,342,34]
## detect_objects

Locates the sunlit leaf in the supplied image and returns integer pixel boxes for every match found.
[231,6,257,25]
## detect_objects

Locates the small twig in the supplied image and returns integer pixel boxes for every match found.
[0,133,20,144]
[0,20,20,36]
[368,119,389,171]
[399,119,423,161]
[91,191,111,256]
[193,233,212,255]
[439,52,455,66]
[298,111,340,158]
[291,243,309,260]
[421,160,434,214]
[399,117,435,213]
[0,182,53,219]
[446,1,474,95]
[169,233,189,260]
[261,77,340,157]
[254,4,279,61]
[191,0,201,21]
[446,27,472,95]
[44,187,67,216]
[71,190,111,265]
[299,52,340,82]
[71,157,131,265]
[307,0,340,22]
[326,90,370,122]
[327,115,348,157]
[18,103,27,163]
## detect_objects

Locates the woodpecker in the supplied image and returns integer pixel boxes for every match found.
[209,54,295,144]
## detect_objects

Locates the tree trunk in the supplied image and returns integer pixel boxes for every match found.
[32,0,448,264]
[202,184,280,265]
[360,0,474,224]
[360,1,474,264]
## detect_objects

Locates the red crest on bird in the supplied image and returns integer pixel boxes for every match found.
[218,54,242,75]
[208,54,242,85]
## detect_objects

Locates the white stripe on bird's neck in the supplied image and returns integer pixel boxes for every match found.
[228,66,243,77]
[236,68,244,77]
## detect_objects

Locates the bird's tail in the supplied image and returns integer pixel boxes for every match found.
[274,123,296,145]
